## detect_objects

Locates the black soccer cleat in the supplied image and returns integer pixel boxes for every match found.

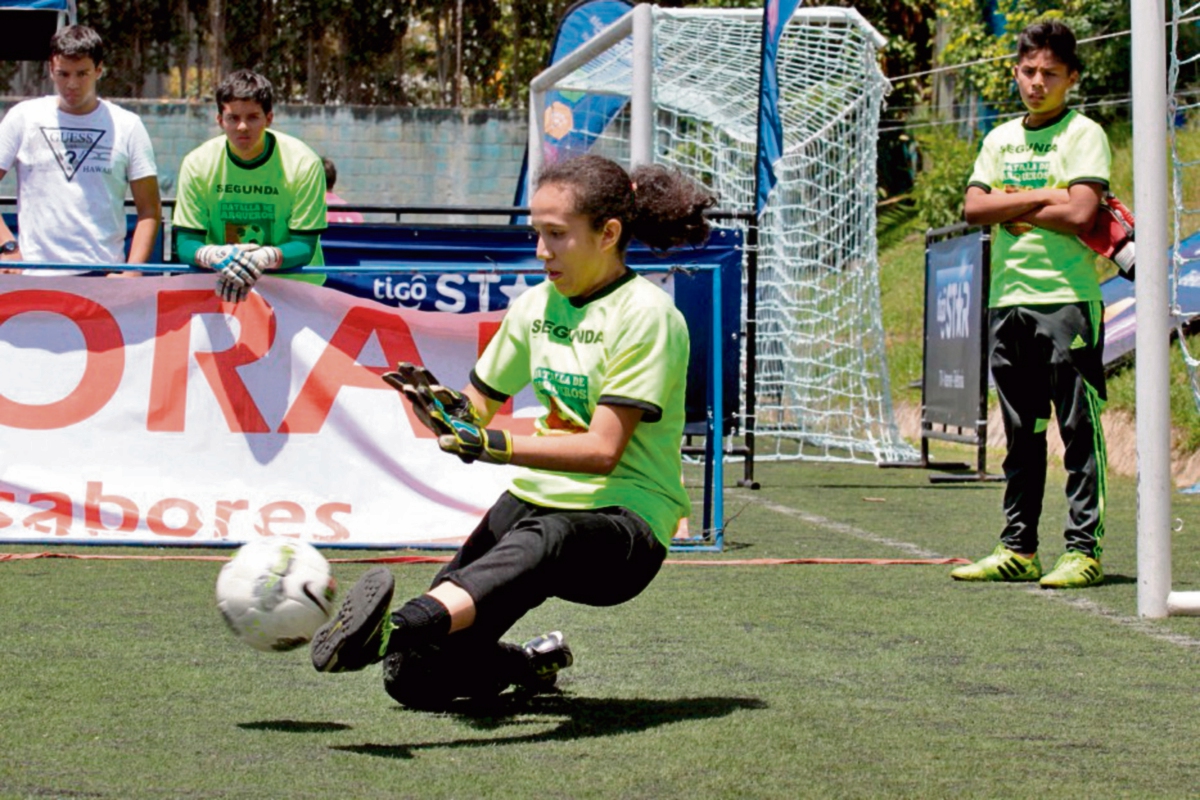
[310,566,395,673]
[519,630,573,689]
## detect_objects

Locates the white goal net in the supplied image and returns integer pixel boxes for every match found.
[1170,0,1200,433]
[530,5,916,464]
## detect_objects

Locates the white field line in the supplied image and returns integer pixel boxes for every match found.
[1028,590,1200,650]
[750,498,949,559]
[751,496,1200,651]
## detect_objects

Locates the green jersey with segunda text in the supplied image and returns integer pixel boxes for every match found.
[967,108,1111,308]
[471,271,691,547]
[172,130,326,265]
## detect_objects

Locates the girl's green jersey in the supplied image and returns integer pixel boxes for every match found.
[472,271,691,546]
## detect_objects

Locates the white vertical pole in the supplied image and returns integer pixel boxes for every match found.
[630,3,654,167]
[528,86,545,201]
[1132,0,1172,618]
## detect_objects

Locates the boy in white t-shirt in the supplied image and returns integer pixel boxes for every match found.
[0,25,161,272]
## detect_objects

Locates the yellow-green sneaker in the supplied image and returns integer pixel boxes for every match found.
[950,544,1042,582]
[1039,551,1103,589]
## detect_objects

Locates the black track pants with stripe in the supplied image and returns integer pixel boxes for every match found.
[989,302,1108,558]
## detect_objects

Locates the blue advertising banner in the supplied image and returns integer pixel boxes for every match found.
[321,225,543,314]
[0,0,70,8]
[924,230,985,429]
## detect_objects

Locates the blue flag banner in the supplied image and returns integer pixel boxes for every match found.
[0,0,73,61]
[514,0,633,208]
[755,0,802,214]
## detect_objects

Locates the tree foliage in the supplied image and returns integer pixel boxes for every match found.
[910,124,976,228]
[937,0,1131,119]
[60,0,940,110]
[18,0,1155,122]
[67,0,571,107]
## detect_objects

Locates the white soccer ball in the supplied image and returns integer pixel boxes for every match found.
[216,539,337,653]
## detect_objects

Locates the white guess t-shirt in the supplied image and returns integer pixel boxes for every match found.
[0,96,157,267]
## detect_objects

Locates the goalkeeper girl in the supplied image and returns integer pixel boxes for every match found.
[311,154,715,708]
[951,19,1110,589]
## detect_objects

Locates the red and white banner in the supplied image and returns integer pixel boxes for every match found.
[0,275,540,547]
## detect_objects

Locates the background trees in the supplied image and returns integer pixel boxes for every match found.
[6,1,1129,122]
[7,0,937,112]
[1,0,1143,217]
[44,0,571,107]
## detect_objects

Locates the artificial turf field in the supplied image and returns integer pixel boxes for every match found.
[3,456,1200,799]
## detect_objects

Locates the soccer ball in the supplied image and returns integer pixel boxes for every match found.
[216,539,337,653]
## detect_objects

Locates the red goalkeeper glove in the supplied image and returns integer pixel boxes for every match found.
[1079,193,1136,281]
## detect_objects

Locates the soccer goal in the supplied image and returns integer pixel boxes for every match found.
[528,4,917,466]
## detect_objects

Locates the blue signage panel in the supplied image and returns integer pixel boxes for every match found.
[924,230,985,428]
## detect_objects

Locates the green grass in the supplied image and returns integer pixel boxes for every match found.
[4,461,1200,799]
[1107,330,1200,451]
[6,114,1200,800]
[879,229,926,404]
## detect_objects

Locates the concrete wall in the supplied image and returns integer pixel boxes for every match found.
[0,99,530,221]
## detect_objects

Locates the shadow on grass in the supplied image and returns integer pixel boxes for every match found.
[332,694,765,759]
[239,720,353,733]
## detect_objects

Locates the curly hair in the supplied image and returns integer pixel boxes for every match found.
[535,155,717,253]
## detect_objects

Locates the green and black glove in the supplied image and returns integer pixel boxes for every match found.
[382,362,512,465]
[382,363,480,426]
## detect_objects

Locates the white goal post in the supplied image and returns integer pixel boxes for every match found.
[527,3,917,466]
[1138,0,1200,617]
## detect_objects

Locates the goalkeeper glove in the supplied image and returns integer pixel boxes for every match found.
[381,362,484,429]
[381,365,510,464]
[195,243,249,270]
[1079,193,1136,281]
[432,406,513,465]
[197,243,262,303]
[244,245,283,273]
[222,246,282,302]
